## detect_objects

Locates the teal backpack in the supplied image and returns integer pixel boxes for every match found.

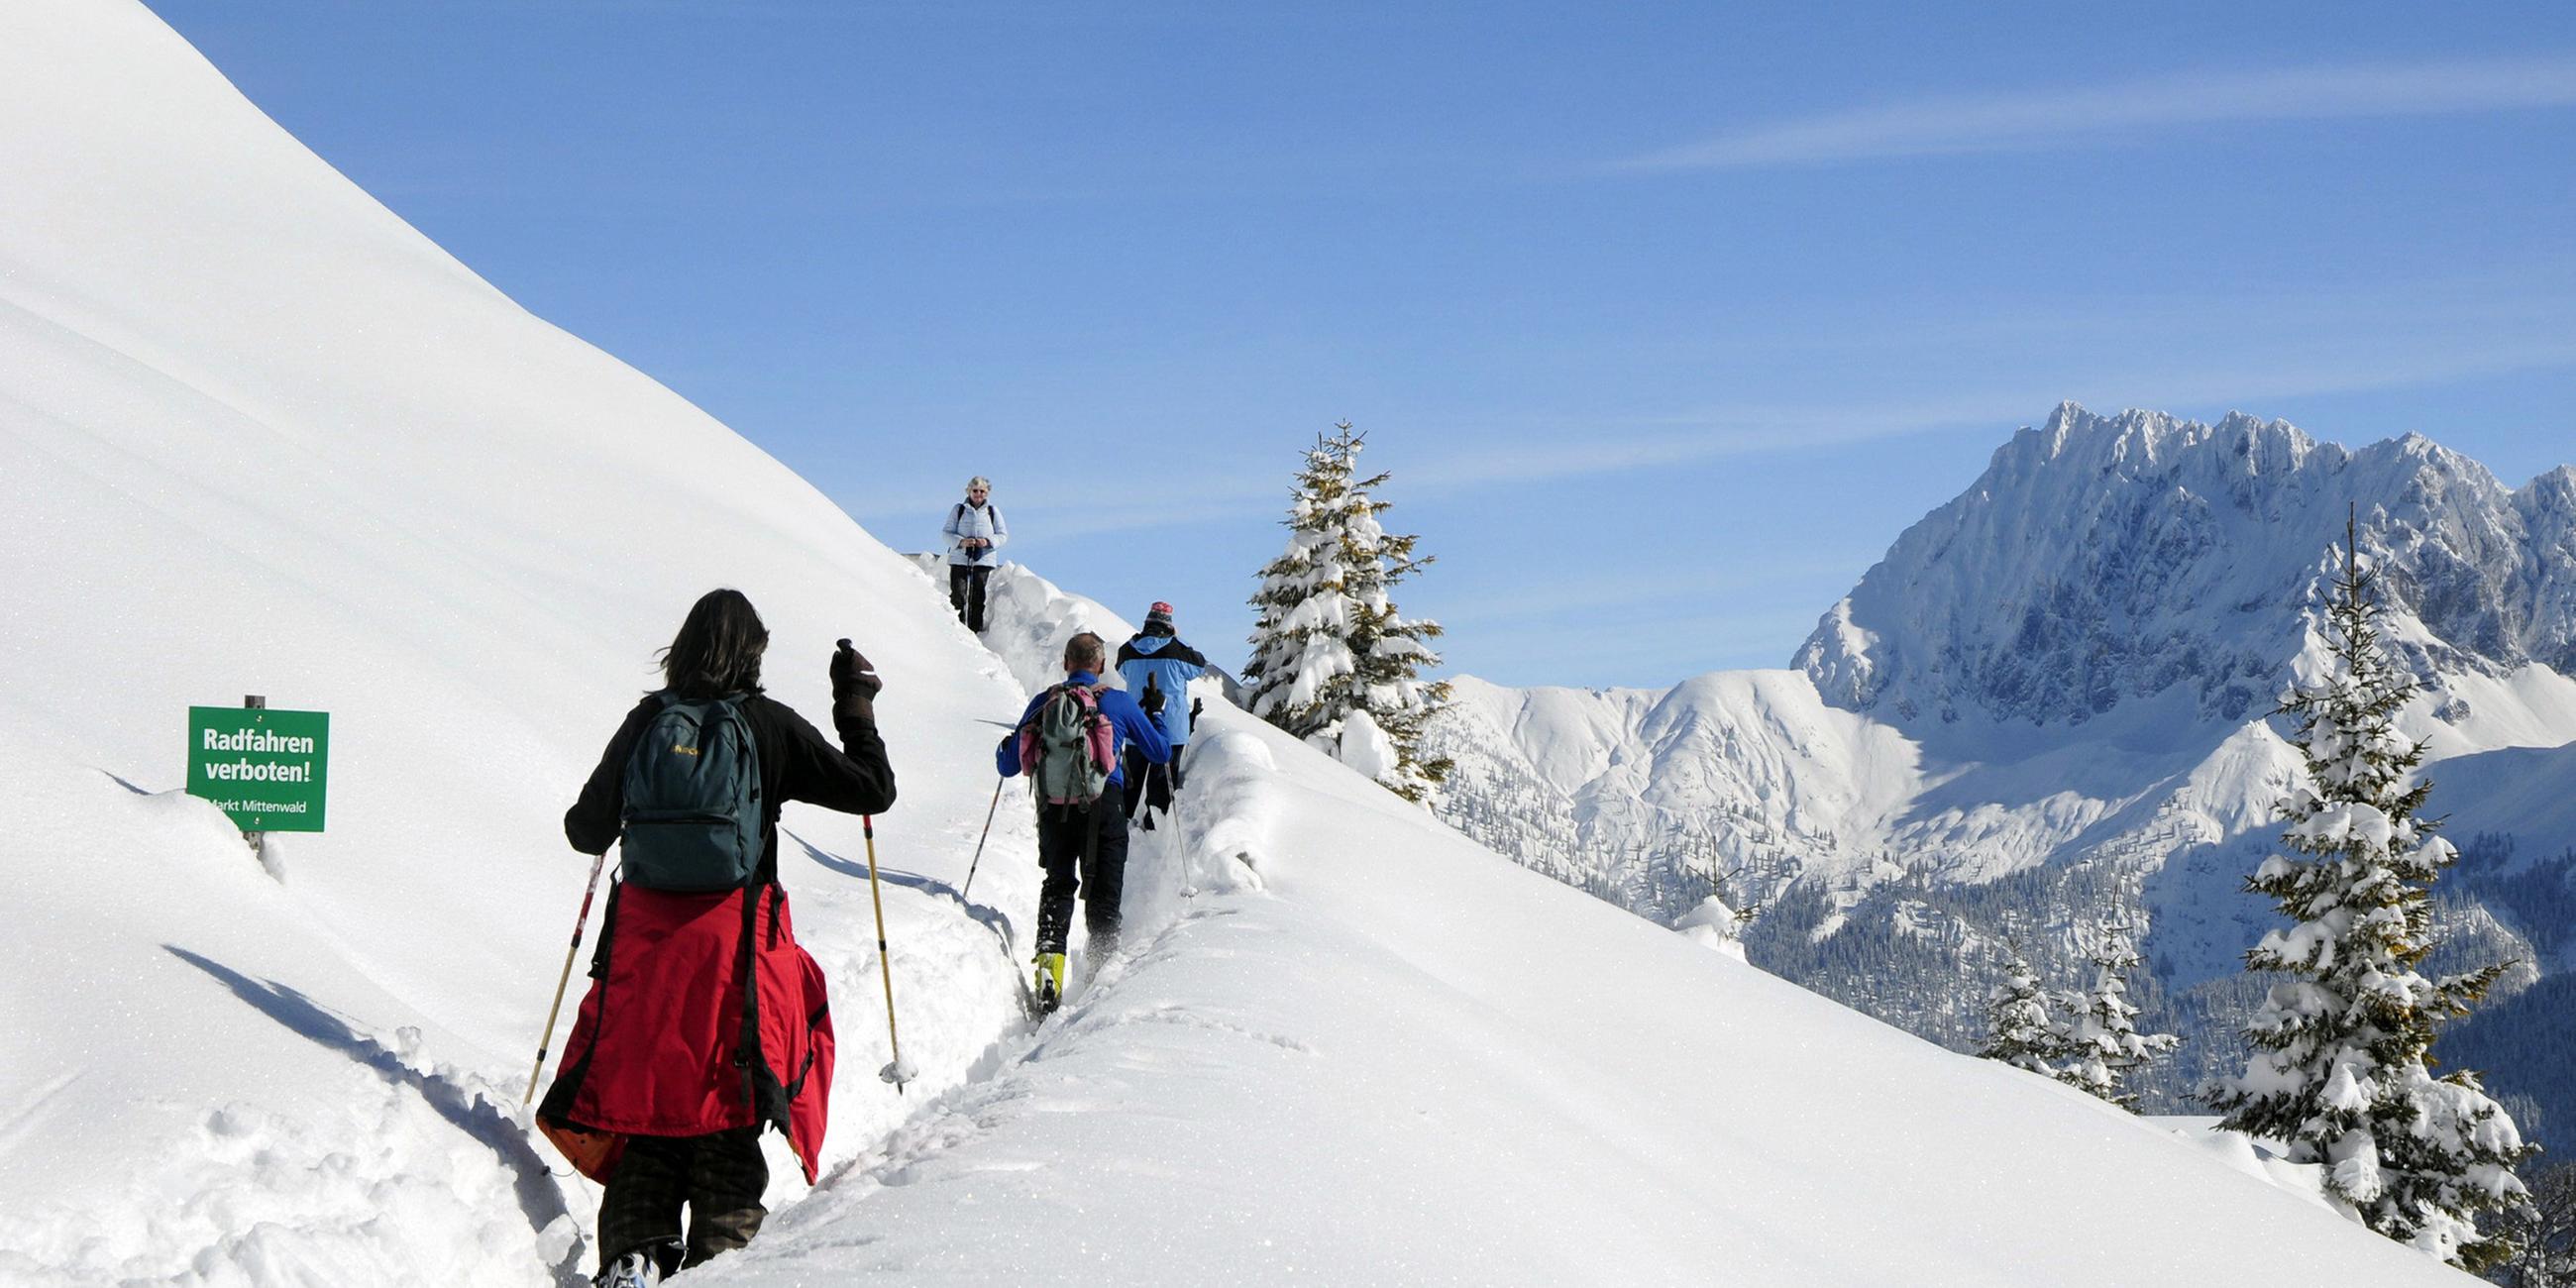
[619,693,763,891]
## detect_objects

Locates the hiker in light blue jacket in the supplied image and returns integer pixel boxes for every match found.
[942,476,1007,632]
[1115,600,1208,824]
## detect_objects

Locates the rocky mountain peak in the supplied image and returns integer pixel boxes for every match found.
[1796,405,2576,727]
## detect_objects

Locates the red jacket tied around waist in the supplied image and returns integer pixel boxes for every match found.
[539,688,895,1184]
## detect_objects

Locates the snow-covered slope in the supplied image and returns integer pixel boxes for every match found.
[704,566,2471,1287]
[2,2,1036,1279]
[1430,404,2576,1125]
[0,3,2503,1283]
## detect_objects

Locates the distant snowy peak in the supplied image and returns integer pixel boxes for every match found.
[1796,402,2576,728]
[1425,671,1926,920]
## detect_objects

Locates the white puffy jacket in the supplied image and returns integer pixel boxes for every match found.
[943,499,1008,567]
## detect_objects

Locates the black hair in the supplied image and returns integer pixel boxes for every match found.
[658,589,769,697]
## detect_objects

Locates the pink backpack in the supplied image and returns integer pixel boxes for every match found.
[1017,683,1119,806]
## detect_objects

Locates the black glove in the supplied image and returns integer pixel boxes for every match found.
[1191,698,1204,724]
[832,639,883,701]
[1139,675,1166,716]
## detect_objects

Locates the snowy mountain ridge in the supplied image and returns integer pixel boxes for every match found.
[1431,403,2576,1129]
[1799,402,2576,731]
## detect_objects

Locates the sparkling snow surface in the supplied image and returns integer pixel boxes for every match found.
[0,2,2481,1284]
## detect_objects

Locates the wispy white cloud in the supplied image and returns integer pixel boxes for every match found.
[1622,54,2576,170]
[1397,344,2576,497]
[850,324,2576,534]
[836,262,2576,537]
[1407,264,2576,493]
[1402,401,2014,494]
[1434,556,1876,628]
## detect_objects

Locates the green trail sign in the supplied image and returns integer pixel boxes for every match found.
[188,705,330,832]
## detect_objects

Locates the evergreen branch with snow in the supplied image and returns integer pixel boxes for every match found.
[2205,516,2536,1271]
[1241,424,1454,803]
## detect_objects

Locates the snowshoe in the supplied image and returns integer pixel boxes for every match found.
[1032,951,1067,1016]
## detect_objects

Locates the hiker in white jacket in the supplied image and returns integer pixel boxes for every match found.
[942,476,1008,631]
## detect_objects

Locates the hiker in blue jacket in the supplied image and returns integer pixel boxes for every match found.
[942,476,1007,632]
[1115,600,1209,825]
[996,630,1171,1008]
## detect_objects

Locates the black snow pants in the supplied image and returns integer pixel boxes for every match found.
[1033,782,1129,956]
[1121,745,1183,821]
[948,563,993,632]
[596,1126,768,1275]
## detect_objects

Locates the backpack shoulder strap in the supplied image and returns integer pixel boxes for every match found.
[708,691,752,749]
[729,694,772,1116]
[1023,683,1062,723]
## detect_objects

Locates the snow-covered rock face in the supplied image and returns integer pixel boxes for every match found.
[1795,403,2576,729]
[1435,405,2576,1128]
[1426,672,1925,918]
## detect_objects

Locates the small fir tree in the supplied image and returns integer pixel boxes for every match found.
[2207,515,2535,1270]
[2055,926,2178,1112]
[1241,424,1453,802]
[1980,951,2071,1079]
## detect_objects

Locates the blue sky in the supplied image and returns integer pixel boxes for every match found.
[144,1,2576,687]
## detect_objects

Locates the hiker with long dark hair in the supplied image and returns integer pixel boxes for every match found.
[538,589,897,1287]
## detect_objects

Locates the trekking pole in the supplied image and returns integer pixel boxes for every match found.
[960,778,1005,902]
[862,815,914,1092]
[525,847,610,1105]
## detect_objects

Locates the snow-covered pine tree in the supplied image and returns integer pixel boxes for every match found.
[2055,926,2178,1112]
[1979,951,2069,1079]
[1241,424,1453,802]
[2206,514,2535,1270]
